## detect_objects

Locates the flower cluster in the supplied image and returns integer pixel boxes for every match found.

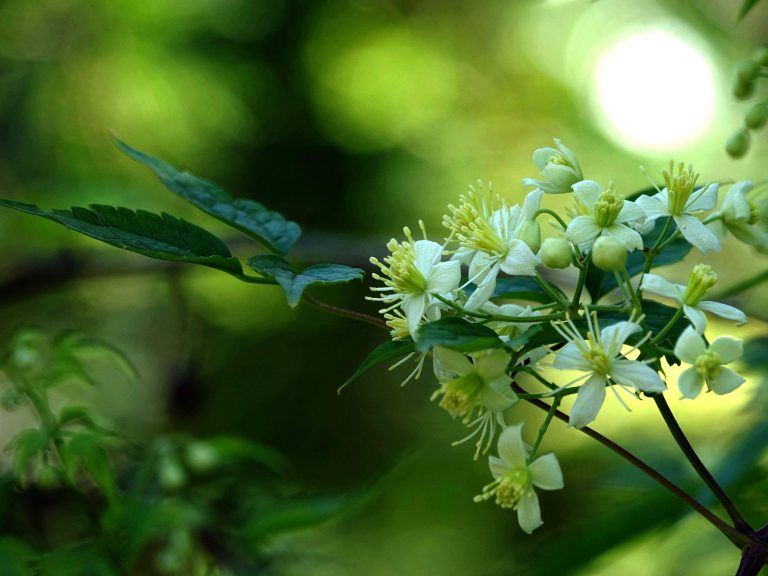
[364,139,757,533]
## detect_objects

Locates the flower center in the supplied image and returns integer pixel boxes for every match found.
[594,186,624,228]
[548,153,570,167]
[663,161,699,215]
[494,469,531,508]
[438,372,484,420]
[682,264,718,306]
[695,350,721,380]
[370,227,428,295]
[587,347,611,376]
[384,310,411,340]
[444,186,508,257]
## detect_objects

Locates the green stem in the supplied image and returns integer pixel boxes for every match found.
[433,293,564,322]
[642,216,674,275]
[515,386,747,547]
[303,294,388,329]
[535,273,570,309]
[570,255,591,311]
[651,394,752,533]
[528,395,561,462]
[533,208,569,230]
[518,366,558,390]
[715,269,768,300]
[651,307,683,344]
[621,269,643,314]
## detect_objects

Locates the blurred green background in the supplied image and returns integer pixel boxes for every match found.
[1,0,767,574]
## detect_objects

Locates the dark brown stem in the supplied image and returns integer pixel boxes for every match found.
[516,387,748,547]
[735,542,768,576]
[303,293,388,329]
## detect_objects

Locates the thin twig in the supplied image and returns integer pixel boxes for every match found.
[303,293,388,329]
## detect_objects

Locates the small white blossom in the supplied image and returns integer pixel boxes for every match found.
[674,327,745,399]
[709,180,768,252]
[636,161,720,254]
[444,184,542,311]
[474,423,564,534]
[369,224,460,335]
[566,181,644,252]
[432,347,518,459]
[640,266,747,333]
[551,312,665,428]
[523,139,583,194]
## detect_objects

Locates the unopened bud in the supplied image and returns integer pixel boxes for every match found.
[538,238,571,269]
[517,220,541,253]
[726,128,751,159]
[158,458,187,491]
[745,102,768,130]
[754,46,768,67]
[185,441,219,473]
[736,60,760,84]
[682,264,718,306]
[733,78,756,100]
[591,236,627,272]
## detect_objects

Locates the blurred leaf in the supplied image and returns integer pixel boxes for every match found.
[743,337,768,370]
[0,201,243,276]
[9,429,48,478]
[34,544,118,576]
[247,255,363,307]
[46,332,139,387]
[116,138,301,255]
[415,317,503,353]
[62,432,118,502]
[185,435,288,474]
[585,218,691,301]
[739,0,763,19]
[339,338,415,393]
[0,538,34,576]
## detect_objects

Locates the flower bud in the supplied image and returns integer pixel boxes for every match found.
[185,441,219,473]
[754,46,768,66]
[745,102,768,130]
[733,79,755,100]
[538,237,571,269]
[726,128,751,159]
[591,236,627,272]
[158,457,187,491]
[682,264,718,306]
[517,220,541,253]
[736,60,760,84]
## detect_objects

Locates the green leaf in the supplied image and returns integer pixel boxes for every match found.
[415,317,503,353]
[9,429,48,478]
[338,338,416,393]
[585,218,692,301]
[0,538,34,576]
[116,139,301,254]
[482,276,554,303]
[185,436,288,474]
[45,332,139,388]
[0,201,243,275]
[247,255,363,308]
[739,0,762,19]
[62,431,118,502]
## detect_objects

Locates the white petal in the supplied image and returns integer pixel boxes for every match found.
[481,377,518,412]
[552,342,592,371]
[500,240,540,276]
[413,240,443,275]
[728,221,768,249]
[489,455,510,479]
[640,274,683,301]
[497,424,528,468]
[604,224,643,251]
[674,327,706,364]
[572,180,603,210]
[517,489,543,534]
[708,367,745,395]
[636,195,670,221]
[532,147,560,171]
[468,251,497,284]
[709,337,743,364]
[434,347,473,376]
[529,454,564,490]
[722,181,752,221]
[542,164,579,192]
[600,321,641,357]
[521,189,543,220]
[616,200,645,223]
[465,267,499,311]
[569,375,606,429]
[697,300,748,326]
[610,359,665,392]
[683,305,707,334]
[566,216,602,249]
[686,183,719,213]
[451,247,476,266]
[402,294,426,337]
[427,260,461,294]
[674,214,720,254]
[678,367,703,399]
[554,138,581,173]
[477,350,512,379]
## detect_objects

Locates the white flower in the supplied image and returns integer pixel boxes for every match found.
[432,347,518,458]
[709,180,768,252]
[383,304,441,387]
[523,139,583,194]
[640,266,747,333]
[369,224,461,335]
[566,181,644,252]
[551,312,665,428]
[474,423,564,534]
[444,185,542,311]
[674,327,745,399]
[636,161,720,254]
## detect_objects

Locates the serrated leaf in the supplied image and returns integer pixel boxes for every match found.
[247,255,363,307]
[116,139,301,254]
[585,218,692,301]
[339,338,416,393]
[415,317,503,353]
[0,201,243,275]
[739,0,762,18]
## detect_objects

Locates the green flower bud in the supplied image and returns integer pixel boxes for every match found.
[517,220,542,253]
[745,102,768,130]
[754,46,768,67]
[538,237,571,269]
[591,236,627,272]
[158,457,187,491]
[733,78,755,100]
[736,60,760,83]
[185,441,219,473]
[726,128,751,159]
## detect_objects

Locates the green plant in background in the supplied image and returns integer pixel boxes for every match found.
[0,328,361,575]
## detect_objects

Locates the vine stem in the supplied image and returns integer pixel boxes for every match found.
[651,307,683,344]
[514,384,747,547]
[641,216,673,276]
[651,394,752,533]
[303,294,388,329]
[433,293,564,322]
[715,269,768,300]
